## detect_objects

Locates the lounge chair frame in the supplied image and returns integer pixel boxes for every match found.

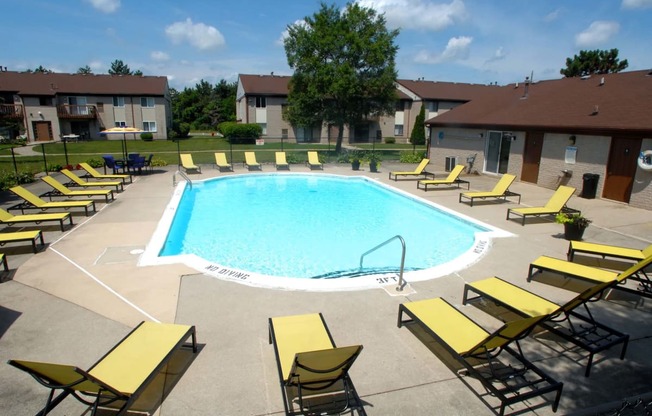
[459,174,521,206]
[8,321,198,416]
[463,277,629,377]
[417,165,469,191]
[79,162,132,184]
[275,152,290,170]
[398,298,562,415]
[306,151,323,170]
[9,186,96,217]
[214,152,233,172]
[0,230,45,253]
[567,241,652,262]
[180,154,202,174]
[61,169,124,192]
[528,255,652,298]
[0,252,8,271]
[244,152,262,171]
[506,185,579,225]
[0,208,72,232]
[41,176,114,203]
[388,158,435,181]
[268,313,365,416]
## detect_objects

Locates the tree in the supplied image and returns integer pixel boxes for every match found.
[170,79,237,131]
[32,65,52,73]
[410,104,426,146]
[560,48,629,77]
[133,69,143,76]
[283,2,399,153]
[108,59,132,75]
[77,65,93,74]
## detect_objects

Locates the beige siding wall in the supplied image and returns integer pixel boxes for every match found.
[631,137,652,209]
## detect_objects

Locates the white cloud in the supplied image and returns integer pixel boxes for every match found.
[151,51,170,62]
[485,46,506,64]
[89,60,103,71]
[165,18,225,51]
[85,0,120,13]
[575,21,619,47]
[276,20,307,46]
[356,0,467,31]
[543,8,561,22]
[415,36,472,63]
[622,0,652,9]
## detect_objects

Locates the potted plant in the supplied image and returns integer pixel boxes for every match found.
[555,212,591,241]
[349,150,363,171]
[366,151,382,173]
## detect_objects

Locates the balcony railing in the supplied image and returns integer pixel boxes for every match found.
[57,104,97,119]
[0,104,23,119]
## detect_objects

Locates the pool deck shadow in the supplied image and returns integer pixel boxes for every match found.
[1,163,651,415]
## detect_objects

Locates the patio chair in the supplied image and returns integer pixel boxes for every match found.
[42,175,114,203]
[143,154,154,173]
[8,321,197,416]
[61,169,123,192]
[0,230,45,253]
[128,155,146,175]
[9,186,96,216]
[527,253,652,297]
[102,155,127,175]
[0,207,72,232]
[306,151,323,170]
[180,153,202,173]
[463,276,628,376]
[567,241,652,262]
[388,158,435,181]
[506,185,578,225]
[398,297,562,415]
[459,174,521,206]
[214,152,233,172]
[244,152,261,171]
[79,162,131,184]
[275,152,290,170]
[268,313,364,416]
[417,164,469,190]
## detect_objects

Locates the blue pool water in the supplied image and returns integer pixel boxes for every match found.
[159,174,490,279]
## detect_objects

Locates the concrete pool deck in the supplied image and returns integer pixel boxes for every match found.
[1,162,651,415]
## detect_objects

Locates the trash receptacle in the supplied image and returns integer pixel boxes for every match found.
[581,173,599,199]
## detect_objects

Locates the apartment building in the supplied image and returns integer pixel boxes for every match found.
[0,70,171,142]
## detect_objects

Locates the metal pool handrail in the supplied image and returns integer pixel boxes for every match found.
[359,235,406,291]
[173,170,193,189]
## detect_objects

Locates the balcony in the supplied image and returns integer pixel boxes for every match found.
[0,104,23,119]
[57,104,97,119]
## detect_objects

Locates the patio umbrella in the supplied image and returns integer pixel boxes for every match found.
[100,127,145,162]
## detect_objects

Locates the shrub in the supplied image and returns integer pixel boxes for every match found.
[384,136,396,144]
[0,170,35,190]
[140,132,154,141]
[47,163,63,172]
[177,123,190,138]
[399,151,427,163]
[85,158,105,168]
[285,153,300,164]
[150,158,168,167]
[220,122,262,144]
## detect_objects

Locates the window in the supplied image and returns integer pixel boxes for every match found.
[143,121,157,132]
[426,101,439,112]
[96,102,104,112]
[395,101,404,111]
[255,97,266,108]
[113,96,125,107]
[140,97,155,108]
[258,123,267,135]
[39,97,52,106]
[115,121,127,127]
[394,125,404,136]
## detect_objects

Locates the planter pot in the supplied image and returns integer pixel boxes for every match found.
[351,160,361,170]
[563,223,587,241]
[369,161,378,172]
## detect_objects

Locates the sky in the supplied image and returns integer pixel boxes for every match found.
[2,0,652,89]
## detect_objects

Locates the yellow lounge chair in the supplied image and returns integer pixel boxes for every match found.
[388,158,434,181]
[42,176,114,203]
[459,174,521,206]
[398,298,562,415]
[60,169,123,192]
[463,276,628,377]
[0,230,45,253]
[79,162,132,184]
[10,186,96,216]
[244,152,261,171]
[214,152,233,172]
[528,254,652,297]
[8,321,197,416]
[0,252,8,271]
[268,313,364,416]
[568,241,652,262]
[506,185,577,225]
[0,207,72,232]
[275,151,290,170]
[180,153,202,173]
[417,164,469,190]
[306,151,323,170]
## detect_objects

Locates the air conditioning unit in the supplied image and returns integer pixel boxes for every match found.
[445,156,457,172]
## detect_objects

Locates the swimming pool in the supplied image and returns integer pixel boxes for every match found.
[141,173,511,290]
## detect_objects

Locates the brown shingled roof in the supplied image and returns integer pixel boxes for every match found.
[239,74,291,96]
[426,70,652,135]
[0,71,168,96]
[397,79,498,101]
